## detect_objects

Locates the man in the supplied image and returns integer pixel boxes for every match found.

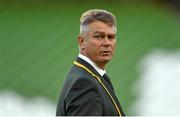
[56,9,125,116]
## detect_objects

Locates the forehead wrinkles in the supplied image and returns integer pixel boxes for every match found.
[90,28,116,36]
[88,22,116,34]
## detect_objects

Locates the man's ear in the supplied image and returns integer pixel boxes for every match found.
[77,36,86,50]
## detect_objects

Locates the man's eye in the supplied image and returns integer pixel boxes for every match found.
[94,35,104,40]
[108,35,115,40]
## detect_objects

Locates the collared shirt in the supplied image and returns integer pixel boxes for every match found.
[78,54,106,76]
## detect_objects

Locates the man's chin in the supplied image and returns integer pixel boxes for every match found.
[100,57,112,63]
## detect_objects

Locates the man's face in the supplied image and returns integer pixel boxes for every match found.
[79,21,116,69]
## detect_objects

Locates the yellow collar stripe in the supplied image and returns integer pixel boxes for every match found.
[74,61,121,116]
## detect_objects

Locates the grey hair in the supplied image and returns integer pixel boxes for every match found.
[79,9,117,37]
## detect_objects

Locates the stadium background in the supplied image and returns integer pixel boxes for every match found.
[0,0,180,115]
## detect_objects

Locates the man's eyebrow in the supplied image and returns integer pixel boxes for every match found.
[93,31,116,36]
[93,31,104,34]
[109,33,116,36]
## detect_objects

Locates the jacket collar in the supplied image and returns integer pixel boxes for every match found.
[78,54,106,76]
[75,57,103,79]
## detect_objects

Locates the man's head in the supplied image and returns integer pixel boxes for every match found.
[78,9,117,69]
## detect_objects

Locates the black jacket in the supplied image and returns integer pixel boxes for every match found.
[56,57,125,116]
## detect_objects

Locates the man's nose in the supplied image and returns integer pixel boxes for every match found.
[102,36,110,46]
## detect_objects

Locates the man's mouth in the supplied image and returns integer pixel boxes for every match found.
[101,51,111,56]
